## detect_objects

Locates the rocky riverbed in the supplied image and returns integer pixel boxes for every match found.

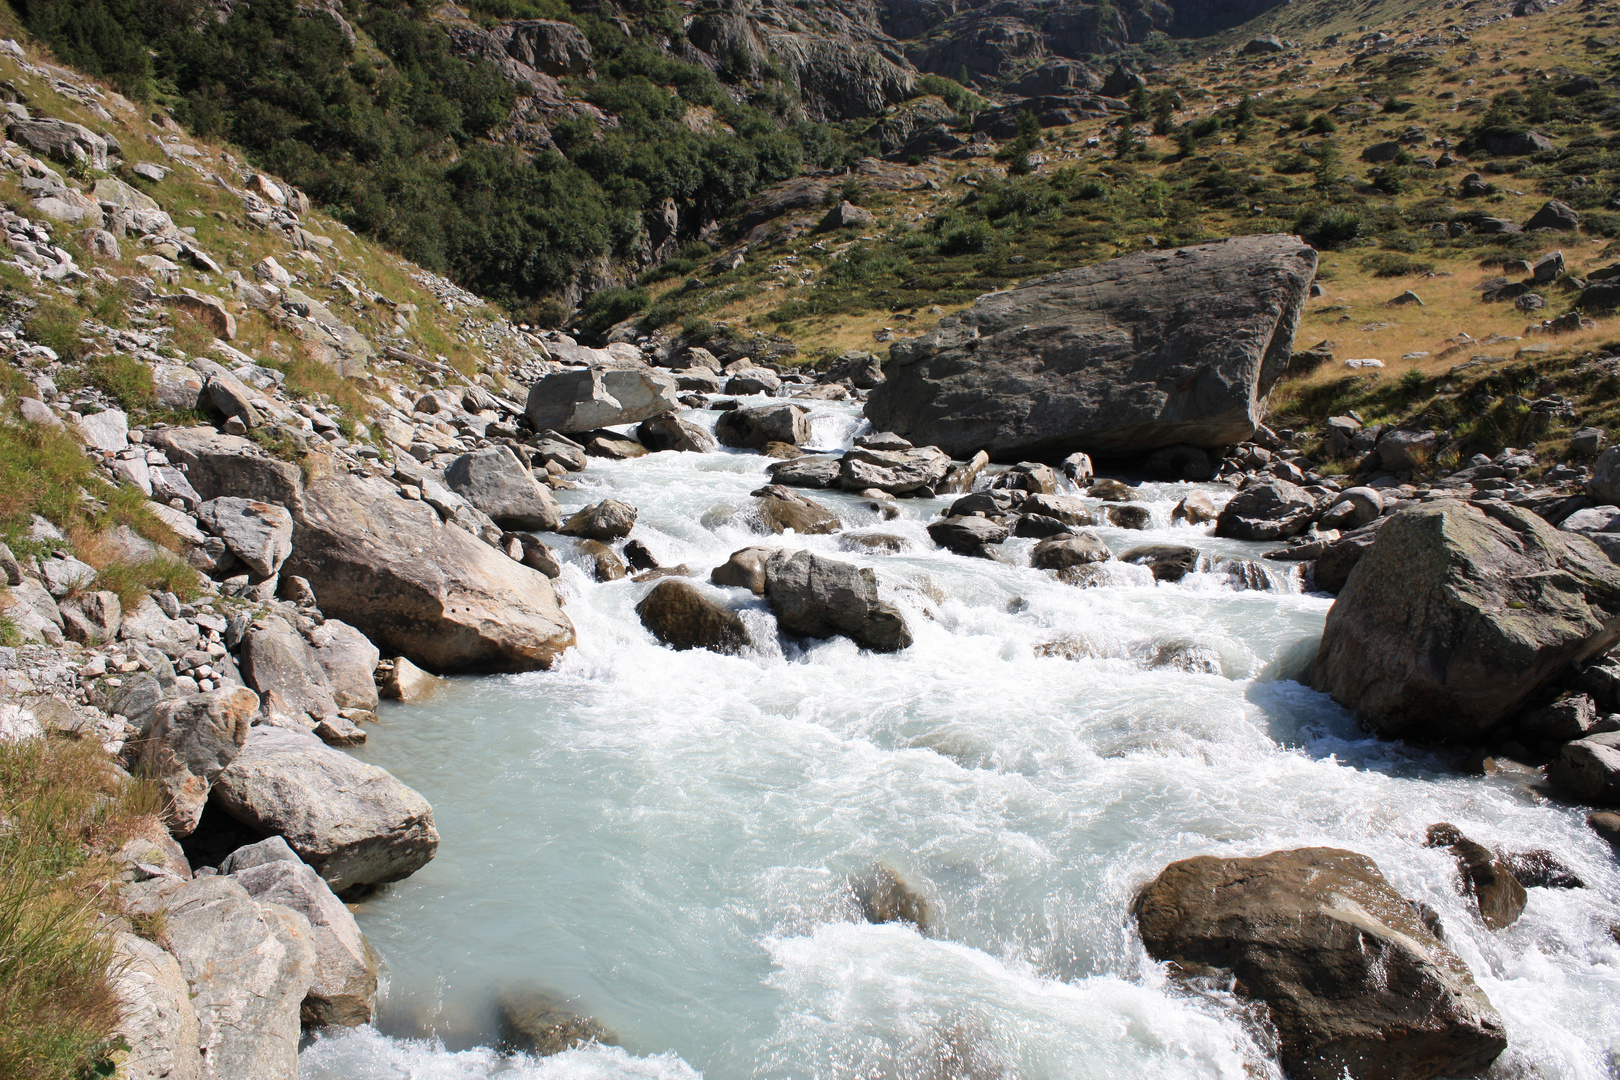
[3,57,1620,1079]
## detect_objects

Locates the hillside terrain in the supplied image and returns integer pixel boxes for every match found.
[3,0,1620,1077]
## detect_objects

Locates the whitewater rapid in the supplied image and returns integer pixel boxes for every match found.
[300,399,1620,1080]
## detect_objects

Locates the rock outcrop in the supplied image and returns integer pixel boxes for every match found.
[225,836,379,1027]
[865,235,1317,459]
[1135,847,1507,1080]
[1311,501,1620,742]
[443,445,563,531]
[283,473,575,673]
[138,687,258,836]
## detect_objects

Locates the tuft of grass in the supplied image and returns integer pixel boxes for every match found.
[90,557,200,609]
[84,353,154,413]
[165,312,217,358]
[24,301,87,364]
[0,736,160,1080]
[0,404,100,531]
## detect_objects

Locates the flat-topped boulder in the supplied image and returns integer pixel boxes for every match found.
[215,726,439,895]
[524,365,679,433]
[865,235,1317,459]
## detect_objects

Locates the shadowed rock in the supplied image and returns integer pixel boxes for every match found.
[636,580,751,654]
[763,549,912,651]
[496,984,616,1056]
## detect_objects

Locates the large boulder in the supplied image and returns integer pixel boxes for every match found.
[139,687,258,837]
[636,413,718,453]
[214,726,440,895]
[837,445,952,495]
[1135,848,1507,1080]
[146,427,303,505]
[122,875,316,1080]
[1588,447,1620,503]
[1215,479,1317,540]
[1311,501,1620,742]
[715,403,812,449]
[443,446,563,531]
[282,473,574,672]
[635,580,752,654]
[524,366,679,433]
[195,498,294,578]
[226,836,378,1027]
[752,484,840,534]
[763,549,912,652]
[496,984,616,1056]
[239,616,340,725]
[1549,730,1620,804]
[306,619,380,711]
[926,516,1008,558]
[559,499,637,542]
[108,932,202,1080]
[865,235,1317,459]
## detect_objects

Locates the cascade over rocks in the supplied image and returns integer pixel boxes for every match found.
[1312,501,1620,742]
[1135,847,1508,1080]
[283,472,575,673]
[763,548,912,651]
[865,235,1317,460]
[1424,824,1527,930]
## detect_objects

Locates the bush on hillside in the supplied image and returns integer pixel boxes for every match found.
[1296,207,1362,250]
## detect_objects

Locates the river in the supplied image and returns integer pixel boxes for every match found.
[299,398,1620,1079]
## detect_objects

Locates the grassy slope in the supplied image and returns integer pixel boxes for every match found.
[648,0,1620,472]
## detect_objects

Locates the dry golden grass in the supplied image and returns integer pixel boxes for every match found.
[0,736,161,1080]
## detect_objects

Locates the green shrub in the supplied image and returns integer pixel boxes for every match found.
[936,221,994,255]
[85,353,155,412]
[1296,207,1362,250]
[1073,178,1108,200]
[916,74,984,114]
[577,286,649,337]
[24,302,86,364]
[20,0,835,307]
[1360,252,1434,277]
